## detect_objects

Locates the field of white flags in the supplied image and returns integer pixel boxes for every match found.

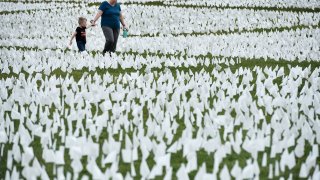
[1,0,320,179]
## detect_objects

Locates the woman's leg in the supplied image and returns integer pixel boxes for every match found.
[102,27,115,55]
[111,28,120,52]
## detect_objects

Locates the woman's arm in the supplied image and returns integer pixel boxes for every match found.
[91,10,103,25]
[69,32,76,45]
[120,12,127,29]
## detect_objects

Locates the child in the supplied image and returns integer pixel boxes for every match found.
[69,17,94,52]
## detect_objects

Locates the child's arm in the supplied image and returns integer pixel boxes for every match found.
[86,22,96,29]
[86,24,93,29]
[69,32,77,45]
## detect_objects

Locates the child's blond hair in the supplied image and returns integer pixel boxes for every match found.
[78,17,87,25]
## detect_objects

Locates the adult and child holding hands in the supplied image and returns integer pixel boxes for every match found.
[69,0,128,56]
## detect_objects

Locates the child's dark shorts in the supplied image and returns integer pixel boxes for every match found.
[76,41,86,52]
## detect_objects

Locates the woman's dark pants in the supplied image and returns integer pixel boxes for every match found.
[102,26,120,55]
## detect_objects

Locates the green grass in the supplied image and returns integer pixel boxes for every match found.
[0,1,320,179]
[88,1,320,13]
[0,6,80,15]
[2,0,320,14]
[1,51,319,179]
[131,24,320,38]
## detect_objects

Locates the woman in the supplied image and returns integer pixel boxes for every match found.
[91,0,127,56]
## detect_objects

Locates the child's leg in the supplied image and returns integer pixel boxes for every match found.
[77,41,86,52]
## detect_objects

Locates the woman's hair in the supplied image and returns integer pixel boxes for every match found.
[78,17,87,25]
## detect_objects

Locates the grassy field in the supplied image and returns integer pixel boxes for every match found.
[0,1,320,179]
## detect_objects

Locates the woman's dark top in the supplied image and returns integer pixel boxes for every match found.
[99,1,121,29]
